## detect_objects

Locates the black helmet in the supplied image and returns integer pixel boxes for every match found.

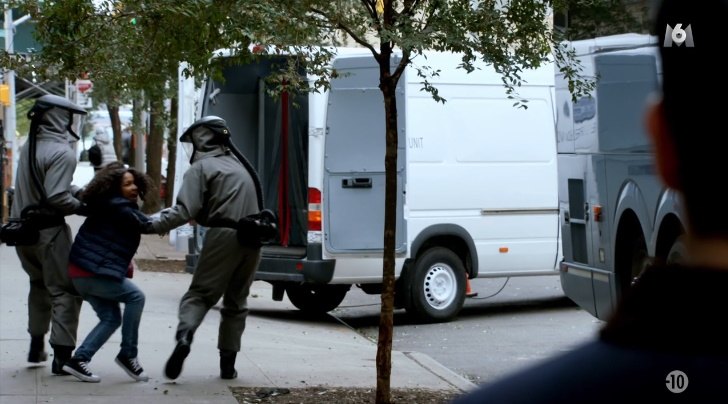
[27,94,87,119]
[179,115,266,212]
[179,115,230,143]
[27,94,88,140]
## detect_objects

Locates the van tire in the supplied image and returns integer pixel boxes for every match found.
[286,284,350,313]
[405,247,466,323]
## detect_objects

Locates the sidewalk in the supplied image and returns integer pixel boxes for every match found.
[0,216,475,403]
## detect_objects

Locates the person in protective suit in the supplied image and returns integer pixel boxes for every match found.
[148,116,264,380]
[88,127,119,171]
[11,94,87,374]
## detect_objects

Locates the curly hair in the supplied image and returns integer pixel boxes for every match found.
[81,163,154,205]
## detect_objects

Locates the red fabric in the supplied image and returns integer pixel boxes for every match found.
[68,262,134,279]
[126,261,134,279]
[278,91,291,246]
[68,262,94,279]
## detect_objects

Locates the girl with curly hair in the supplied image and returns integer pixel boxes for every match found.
[62,164,155,383]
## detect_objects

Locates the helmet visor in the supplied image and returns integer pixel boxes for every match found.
[181,140,194,161]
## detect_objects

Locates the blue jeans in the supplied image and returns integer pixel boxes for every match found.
[72,277,145,360]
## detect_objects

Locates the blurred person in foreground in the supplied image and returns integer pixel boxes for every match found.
[453,1,728,402]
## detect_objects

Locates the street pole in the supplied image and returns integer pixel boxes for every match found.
[3,8,30,202]
[4,8,18,186]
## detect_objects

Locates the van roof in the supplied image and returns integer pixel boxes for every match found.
[212,46,369,59]
[334,49,555,87]
[211,46,554,87]
[566,33,659,56]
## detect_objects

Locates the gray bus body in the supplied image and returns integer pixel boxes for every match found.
[557,34,686,320]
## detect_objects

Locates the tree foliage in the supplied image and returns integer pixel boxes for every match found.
[2,1,204,210]
[231,2,595,403]
[553,0,650,40]
[0,1,623,402]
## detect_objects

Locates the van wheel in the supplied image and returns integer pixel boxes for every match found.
[405,247,466,323]
[286,284,350,313]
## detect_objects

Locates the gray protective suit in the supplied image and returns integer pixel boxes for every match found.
[11,104,84,350]
[152,123,261,352]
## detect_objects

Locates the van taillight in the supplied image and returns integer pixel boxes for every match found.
[308,187,322,231]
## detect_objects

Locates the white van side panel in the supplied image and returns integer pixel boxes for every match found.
[325,257,408,284]
[405,79,559,274]
[318,51,559,283]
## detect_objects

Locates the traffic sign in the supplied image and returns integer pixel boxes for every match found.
[75,79,93,93]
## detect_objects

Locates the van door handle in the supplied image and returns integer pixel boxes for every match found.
[342,177,372,188]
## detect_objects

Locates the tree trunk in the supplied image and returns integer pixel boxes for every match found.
[165,96,178,207]
[375,43,397,404]
[107,104,123,160]
[144,96,164,213]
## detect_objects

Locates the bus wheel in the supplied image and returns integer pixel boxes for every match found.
[405,247,466,323]
[666,236,687,265]
[630,234,649,286]
[286,284,350,313]
[617,231,649,296]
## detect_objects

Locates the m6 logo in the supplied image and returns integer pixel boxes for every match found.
[664,24,694,47]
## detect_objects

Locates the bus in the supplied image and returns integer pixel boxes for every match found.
[556,33,686,321]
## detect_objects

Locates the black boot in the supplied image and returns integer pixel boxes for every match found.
[220,350,238,380]
[164,340,191,380]
[51,344,74,376]
[164,330,194,380]
[28,335,48,363]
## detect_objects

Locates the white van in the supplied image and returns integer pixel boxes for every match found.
[176,49,561,323]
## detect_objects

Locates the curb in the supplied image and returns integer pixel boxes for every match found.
[329,313,476,393]
[403,351,478,393]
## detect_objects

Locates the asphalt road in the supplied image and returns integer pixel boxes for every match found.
[330,275,603,385]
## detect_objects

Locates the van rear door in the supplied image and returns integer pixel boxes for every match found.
[324,55,406,253]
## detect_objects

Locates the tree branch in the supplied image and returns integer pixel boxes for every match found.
[403,0,422,15]
[361,0,377,19]
[309,6,380,61]
[391,49,410,82]
[359,0,383,49]
[417,0,441,37]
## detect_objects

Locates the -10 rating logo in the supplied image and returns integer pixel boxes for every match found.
[666,370,688,394]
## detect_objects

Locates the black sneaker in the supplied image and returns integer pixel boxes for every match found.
[62,358,100,383]
[164,341,190,380]
[115,354,149,382]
